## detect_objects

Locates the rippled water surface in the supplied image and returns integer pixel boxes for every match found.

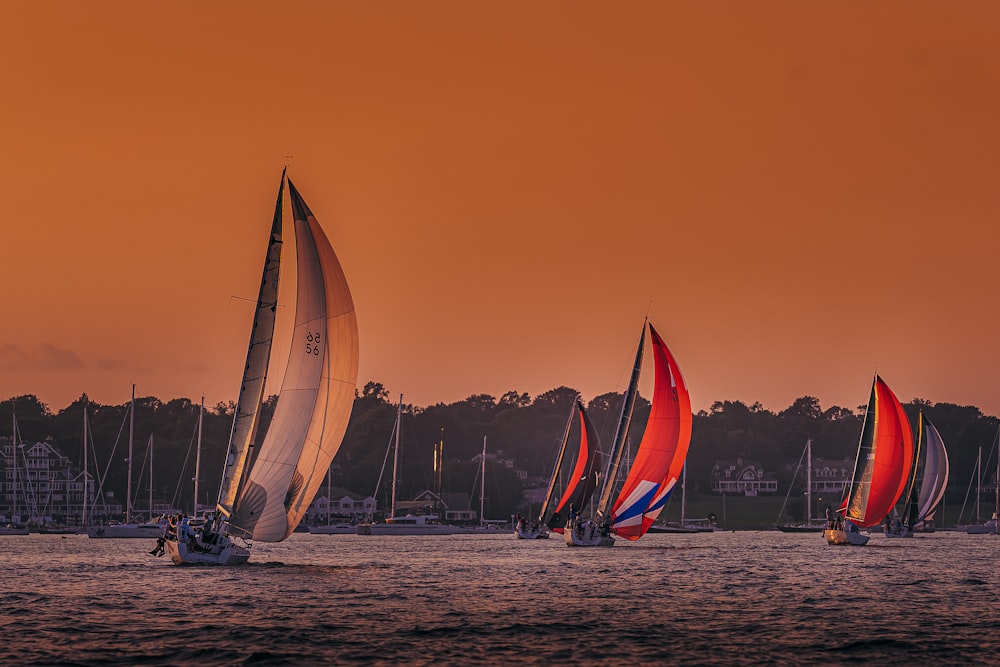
[0,530,997,665]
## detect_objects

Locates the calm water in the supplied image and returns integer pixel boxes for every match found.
[0,530,997,666]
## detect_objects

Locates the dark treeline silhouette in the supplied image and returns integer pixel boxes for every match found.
[2,385,997,520]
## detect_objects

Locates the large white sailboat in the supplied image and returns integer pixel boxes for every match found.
[164,170,359,565]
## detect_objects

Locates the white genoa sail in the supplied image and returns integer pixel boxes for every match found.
[225,175,359,543]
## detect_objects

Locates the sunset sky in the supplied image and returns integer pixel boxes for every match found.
[2,3,999,418]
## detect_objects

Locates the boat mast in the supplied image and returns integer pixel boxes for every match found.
[806,438,812,523]
[148,434,153,520]
[596,321,646,521]
[82,400,88,527]
[973,446,983,524]
[681,461,687,524]
[11,408,16,523]
[126,384,134,525]
[390,395,402,520]
[537,398,578,524]
[480,436,487,526]
[193,397,203,516]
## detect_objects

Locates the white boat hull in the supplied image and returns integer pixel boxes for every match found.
[165,537,250,565]
[87,523,165,539]
[308,524,357,535]
[361,523,467,536]
[824,528,869,546]
[564,518,614,547]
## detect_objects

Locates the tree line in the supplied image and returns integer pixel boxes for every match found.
[2,384,997,520]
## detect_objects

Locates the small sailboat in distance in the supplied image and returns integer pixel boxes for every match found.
[518,397,601,539]
[824,375,913,546]
[565,320,691,547]
[164,170,359,565]
[884,411,949,537]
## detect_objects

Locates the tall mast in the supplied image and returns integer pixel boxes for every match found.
[148,434,154,520]
[681,462,687,524]
[480,436,487,526]
[976,446,982,524]
[390,395,402,520]
[126,384,134,524]
[12,407,16,523]
[82,401,88,527]
[806,438,812,523]
[596,321,646,520]
[194,397,203,516]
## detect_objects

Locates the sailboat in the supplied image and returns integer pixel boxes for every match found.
[88,387,168,539]
[824,375,913,546]
[358,395,466,536]
[649,463,715,533]
[517,398,601,539]
[884,411,949,538]
[965,428,999,535]
[164,170,360,564]
[565,320,691,547]
[775,439,827,533]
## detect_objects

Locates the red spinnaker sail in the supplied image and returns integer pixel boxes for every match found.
[844,376,914,528]
[551,402,600,532]
[611,323,692,540]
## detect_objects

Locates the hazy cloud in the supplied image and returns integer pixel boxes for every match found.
[96,358,130,371]
[0,342,86,371]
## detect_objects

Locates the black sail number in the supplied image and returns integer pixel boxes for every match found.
[305,331,322,356]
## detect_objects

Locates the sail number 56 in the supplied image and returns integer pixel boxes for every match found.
[305,331,322,356]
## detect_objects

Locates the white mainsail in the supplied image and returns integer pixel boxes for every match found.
[228,178,359,542]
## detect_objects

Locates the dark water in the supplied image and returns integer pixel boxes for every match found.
[0,530,997,666]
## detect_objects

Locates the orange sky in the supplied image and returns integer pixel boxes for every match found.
[2,3,999,417]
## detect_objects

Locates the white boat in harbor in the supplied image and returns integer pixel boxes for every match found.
[357,397,469,537]
[308,523,357,535]
[359,514,468,536]
[88,519,166,539]
[164,170,360,565]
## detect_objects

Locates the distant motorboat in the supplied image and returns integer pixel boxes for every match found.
[0,524,30,536]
